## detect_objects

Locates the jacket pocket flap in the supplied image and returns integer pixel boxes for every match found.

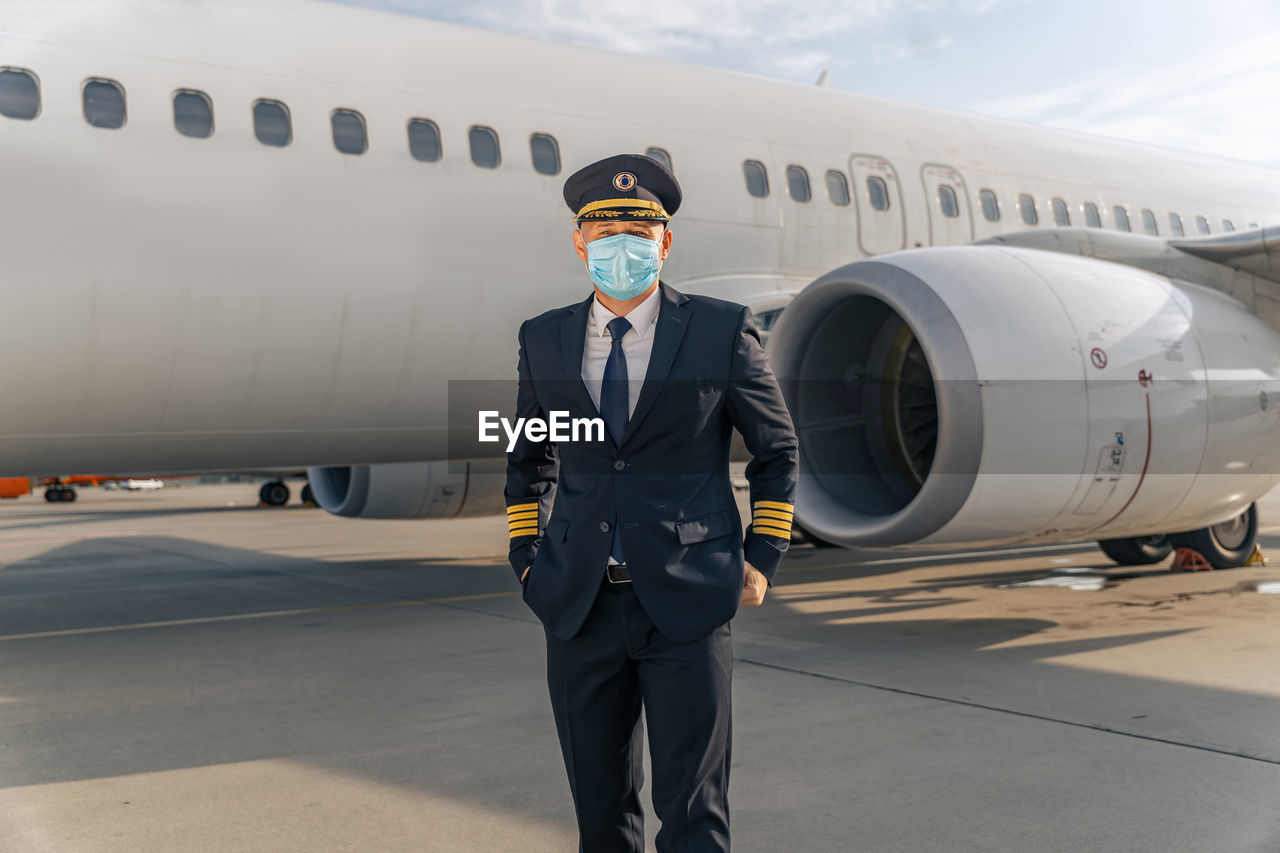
[658,381,718,401]
[675,510,733,545]
[545,515,570,542]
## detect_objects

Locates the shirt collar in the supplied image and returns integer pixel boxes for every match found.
[589,282,661,339]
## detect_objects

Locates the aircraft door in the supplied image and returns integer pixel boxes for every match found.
[920,164,973,246]
[849,154,905,256]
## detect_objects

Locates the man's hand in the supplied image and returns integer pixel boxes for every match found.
[741,561,768,606]
[521,565,530,583]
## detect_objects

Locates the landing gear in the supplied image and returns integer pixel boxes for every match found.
[44,486,76,502]
[259,480,290,506]
[1167,503,1259,570]
[1097,534,1172,566]
[300,483,315,506]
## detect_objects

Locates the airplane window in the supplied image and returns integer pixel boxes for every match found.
[332,109,367,155]
[1051,198,1070,226]
[743,160,769,197]
[530,133,560,175]
[1222,218,1235,232]
[1248,221,1259,229]
[83,78,125,129]
[1168,212,1184,237]
[979,189,999,222]
[867,176,890,211]
[786,165,811,202]
[1195,215,1210,234]
[469,125,500,168]
[253,99,291,147]
[408,118,441,162]
[1017,194,1037,226]
[1083,202,1100,228]
[172,89,213,138]
[937,184,959,218]
[0,67,39,120]
[825,170,850,206]
[645,147,672,172]
[1141,209,1158,235]
[1113,205,1131,232]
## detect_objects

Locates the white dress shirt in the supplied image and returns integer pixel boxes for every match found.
[581,284,661,421]
[581,284,660,567]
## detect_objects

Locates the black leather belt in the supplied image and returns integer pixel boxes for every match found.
[606,562,630,583]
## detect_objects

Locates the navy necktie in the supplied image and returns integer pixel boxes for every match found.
[601,315,631,563]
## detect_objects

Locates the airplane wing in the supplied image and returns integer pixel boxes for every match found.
[1168,226,1280,281]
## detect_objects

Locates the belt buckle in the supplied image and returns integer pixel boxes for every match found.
[607,562,629,583]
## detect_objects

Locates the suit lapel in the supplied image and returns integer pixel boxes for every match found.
[559,291,610,444]
[618,280,690,450]
[559,281,691,453]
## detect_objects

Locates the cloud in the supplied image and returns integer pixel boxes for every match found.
[970,29,1280,166]
[331,0,1007,79]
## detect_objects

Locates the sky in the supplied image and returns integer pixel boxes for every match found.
[329,0,1280,168]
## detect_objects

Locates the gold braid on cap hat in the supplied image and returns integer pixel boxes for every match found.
[573,198,670,221]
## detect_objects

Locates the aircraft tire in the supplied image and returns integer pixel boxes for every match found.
[260,481,291,506]
[1167,503,1258,569]
[1096,535,1171,565]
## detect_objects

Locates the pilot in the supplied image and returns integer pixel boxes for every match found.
[505,152,798,852]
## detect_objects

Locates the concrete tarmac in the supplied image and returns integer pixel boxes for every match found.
[2,481,1280,852]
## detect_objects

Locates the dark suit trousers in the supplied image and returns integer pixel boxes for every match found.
[544,572,733,853]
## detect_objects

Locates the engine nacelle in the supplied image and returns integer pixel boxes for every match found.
[768,245,1280,548]
[306,459,506,519]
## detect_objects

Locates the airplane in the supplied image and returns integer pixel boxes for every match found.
[1,0,1278,568]
[0,472,310,503]
[0,473,157,502]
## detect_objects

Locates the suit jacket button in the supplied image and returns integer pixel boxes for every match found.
[599,521,610,532]
[613,459,626,471]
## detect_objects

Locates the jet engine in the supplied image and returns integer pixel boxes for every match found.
[767,245,1280,549]
[306,459,507,519]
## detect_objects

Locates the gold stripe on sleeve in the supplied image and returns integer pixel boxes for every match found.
[753,516,792,529]
[753,509,793,523]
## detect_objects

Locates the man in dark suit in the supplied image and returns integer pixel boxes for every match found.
[505,153,798,853]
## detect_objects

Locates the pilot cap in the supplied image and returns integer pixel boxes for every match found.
[563,153,681,224]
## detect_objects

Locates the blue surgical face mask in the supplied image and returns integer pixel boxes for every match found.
[583,231,662,300]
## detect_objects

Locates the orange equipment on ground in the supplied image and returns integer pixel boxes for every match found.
[0,477,31,499]
[1170,547,1214,571]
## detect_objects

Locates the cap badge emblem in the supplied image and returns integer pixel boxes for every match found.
[612,171,637,191]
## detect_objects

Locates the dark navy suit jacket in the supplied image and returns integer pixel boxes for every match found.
[504,280,799,643]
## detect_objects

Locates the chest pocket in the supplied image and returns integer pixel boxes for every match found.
[675,510,734,544]
[545,515,570,542]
